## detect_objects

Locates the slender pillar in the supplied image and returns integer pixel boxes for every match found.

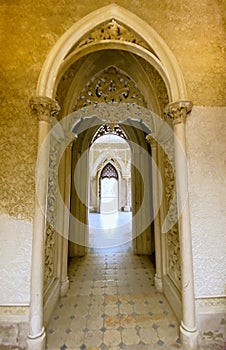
[60,134,77,296]
[123,176,130,211]
[165,101,198,349]
[146,134,163,292]
[27,96,60,350]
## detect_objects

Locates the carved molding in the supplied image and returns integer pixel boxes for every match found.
[44,223,56,291]
[30,96,60,122]
[74,66,147,110]
[77,19,151,51]
[44,132,60,291]
[196,297,226,313]
[164,137,181,290]
[146,134,157,148]
[165,100,193,125]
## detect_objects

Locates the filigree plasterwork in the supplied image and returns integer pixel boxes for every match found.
[164,137,181,291]
[76,19,151,52]
[44,222,56,291]
[92,123,127,143]
[44,130,60,291]
[74,66,147,110]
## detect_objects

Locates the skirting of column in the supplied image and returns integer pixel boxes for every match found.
[26,327,46,350]
[154,274,163,292]
[123,205,131,212]
[180,322,198,350]
[60,277,69,296]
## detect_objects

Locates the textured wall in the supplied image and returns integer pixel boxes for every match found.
[0,214,32,304]
[186,106,226,297]
[0,0,225,220]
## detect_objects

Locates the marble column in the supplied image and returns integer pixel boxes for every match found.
[165,101,198,349]
[60,134,77,296]
[146,134,163,292]
[27,96,60,350]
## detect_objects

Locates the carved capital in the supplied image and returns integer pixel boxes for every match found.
[30,96,60,123]
[164,100,193,125]
[146,134,157,148]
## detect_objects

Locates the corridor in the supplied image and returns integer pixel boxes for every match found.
[46,253,181,350]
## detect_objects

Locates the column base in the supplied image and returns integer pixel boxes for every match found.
[123,206,131,212]
[26,327,46,350]
[180,323,199,350]
[154,274,163,292]
[60,277,69,296]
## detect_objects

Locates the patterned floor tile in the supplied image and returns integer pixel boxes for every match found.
[45,251,183,350]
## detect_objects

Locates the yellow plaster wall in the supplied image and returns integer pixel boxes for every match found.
[0,0,225,219]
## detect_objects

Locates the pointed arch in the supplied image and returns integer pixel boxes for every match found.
[36,3,187,102]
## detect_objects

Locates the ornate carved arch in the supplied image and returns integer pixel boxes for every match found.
[36,4,188,101]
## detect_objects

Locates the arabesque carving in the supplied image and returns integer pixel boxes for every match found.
[164,137,181,291]
[77,19,151,51]
[73,66,147,110]
[92,123,127,142]
[44,223,56,291]
[44,131,60,291]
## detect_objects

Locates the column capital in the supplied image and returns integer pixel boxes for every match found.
[30,96,60,122]
[146,134,157,148]
[164,100,193,125]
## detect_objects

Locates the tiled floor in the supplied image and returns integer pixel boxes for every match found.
[46,253,182,350]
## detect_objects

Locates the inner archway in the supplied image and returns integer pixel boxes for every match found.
[89,131,133,252]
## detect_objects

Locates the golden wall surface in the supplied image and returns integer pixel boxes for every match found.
[0,0,225,219]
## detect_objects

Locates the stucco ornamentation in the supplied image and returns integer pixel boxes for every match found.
[164,137,181,291]
[44,223,56,291]
[74,66,147,110]
[44,132,59,291]
[165,100,193,125]
[77,19,151,51]
[146,134,157,148]
[92,123,127,142]
[30,96,60,122]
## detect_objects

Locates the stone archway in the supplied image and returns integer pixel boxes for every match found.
[28,5,198,350]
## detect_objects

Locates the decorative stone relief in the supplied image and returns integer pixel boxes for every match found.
[44,130,60,292]
[164,137,181,291]
[92,123,127,142]
[30,96,60,123]
[165,100,193,125]
[76,19,152,52]
[44,223,56,291]
[73,66,147,110]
